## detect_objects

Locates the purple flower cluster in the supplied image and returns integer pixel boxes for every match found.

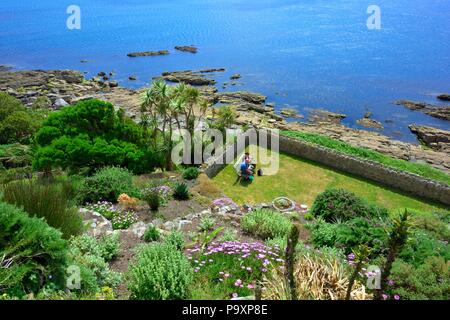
[212,197,237,208]
[143,185,172,198]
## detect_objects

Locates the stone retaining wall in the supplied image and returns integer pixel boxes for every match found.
[204,130,450,206]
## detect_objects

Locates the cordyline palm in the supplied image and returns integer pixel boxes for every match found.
[141,81,174,170]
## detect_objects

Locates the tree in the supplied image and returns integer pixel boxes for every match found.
[33,99,161,174]
[375,210,410,300]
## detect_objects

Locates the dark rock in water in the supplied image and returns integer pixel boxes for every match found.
[308,109,346,124]
[0,69,84,89]
[155,70,216,86]
[230,73,241,80]
[102,75,110,81]
[395,99,450,121]
[199,68,226,73]
[129,75,137,81]
[108,81,119,88]
[364,111,373,119]
[127,50,169,57]
[409,124,450,152]
[437,94,450,101]
[98,71,106,77]
[175,45,198,53]
[80,60,88,63]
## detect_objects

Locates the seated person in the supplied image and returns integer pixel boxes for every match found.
[240,159,254,181]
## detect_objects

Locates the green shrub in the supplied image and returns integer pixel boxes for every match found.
[399,231,450,267]
[144,192,160,211]
[0,166,33,184]
[308,217,387,254]
[410,211,450,241]
[219,229,237,242]
[68,234,121,294]
[173,182,190,200]
[0,92,26,121]
[182,167,199,180]
[0,202,69,297]
[127,243,193,300]
[311,188,388,223]
[0,144,33,169]
[164,231,185,251]
[388,257,450,300]
[241,209,292,240]
[143,225,160,242]
[78,166,137,203]
[198,216,215,232]
[282,130,450,185]
[2,179,83,238]
[33,99,162,174]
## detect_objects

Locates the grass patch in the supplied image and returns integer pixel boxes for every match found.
[211,147,449,214]
[281,130,450,186]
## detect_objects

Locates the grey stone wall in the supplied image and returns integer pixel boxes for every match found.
[203,129,450,206]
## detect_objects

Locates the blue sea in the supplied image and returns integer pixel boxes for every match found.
[1,0,449,142]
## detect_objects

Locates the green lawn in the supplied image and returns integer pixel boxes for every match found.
[211,147,449,214]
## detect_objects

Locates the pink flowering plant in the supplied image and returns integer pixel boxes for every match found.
[85,201,137,230]
[142,185,172,206]
[187,241,284,299]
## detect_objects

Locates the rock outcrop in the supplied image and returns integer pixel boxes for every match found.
[395,100,450,121]
[127,50,169,57]
[155,70,217,86]
[409,125,450,152]
[437,94,450,101]
[308,109,346,124]
[174,45,198,53]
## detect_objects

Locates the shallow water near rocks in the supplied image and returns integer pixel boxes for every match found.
[1,0,449,142]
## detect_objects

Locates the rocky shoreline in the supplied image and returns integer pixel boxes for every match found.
[0,67,449,173]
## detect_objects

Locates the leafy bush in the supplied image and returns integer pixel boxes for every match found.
[78,166,137,203]
[68,234,121,294]
[282,130,450,185]
[144,192,160,211]
[198,216,215,232]
[127,243,193,300]
[399,231,450,267]
[410,211,450,241]
[164,231,185,251]
[219,229,237,242]
[33,99,162,174]
[2,179,83,238]
[0,144,33,169]
[311,188,388,223]
[0,202,69,297]
[308,217,387,254]
[143,225,160,242]
[182,167,199,180]
[173,182,190,200]
[388,257,450,300]
[241,209,292,240]
[0,93,44,145]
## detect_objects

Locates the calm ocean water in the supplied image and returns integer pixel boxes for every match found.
[1,0,449,142]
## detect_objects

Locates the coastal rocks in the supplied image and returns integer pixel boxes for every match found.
[308,109,346,124]
[199,68,225,73]
[437,94,450,101]
[0,65,12,72]
[128,75,137,81]
[108,81,119,88]
[127,50,169,57]
[218,91,266,105]
[357,116,383,129]
[156,70,217,86]
[230,74,241,80]
[280,108,302,119]
[395,100,450,121]
[409,125,450,152]
[175,45,198,53]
